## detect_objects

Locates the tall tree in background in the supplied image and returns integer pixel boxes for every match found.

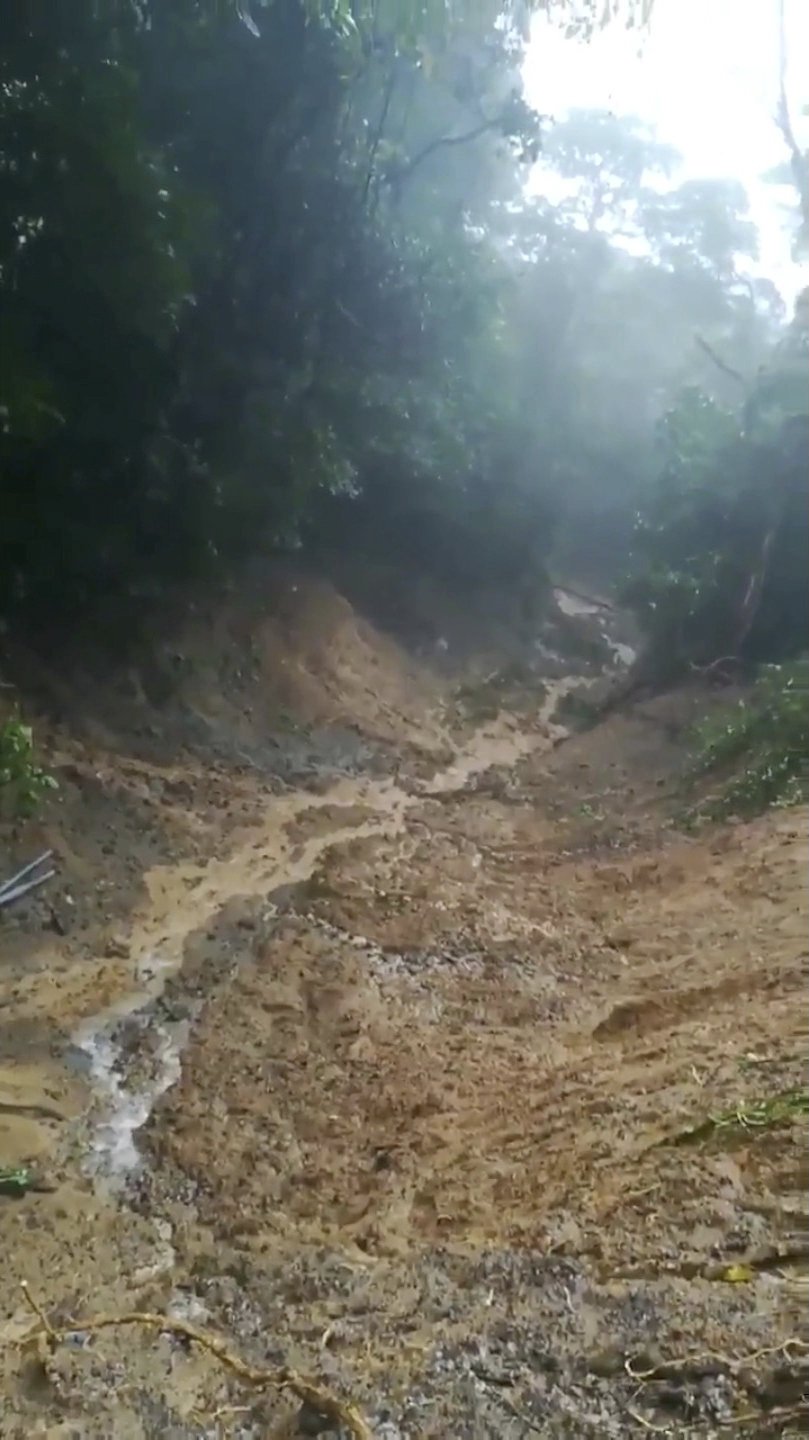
[498,110,784,581]
[775,0,809,250]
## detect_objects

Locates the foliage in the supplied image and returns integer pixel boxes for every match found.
[0,716,58,818]
[227,0,655,45]
[0,1166,40,1196]
[0,0,800,683]
[500,109,783,583]
[0,0,560,633]
[620,297,809,683]
[685,659,809,820]
[674,1086,809,1145]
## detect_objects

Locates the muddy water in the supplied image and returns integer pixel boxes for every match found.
[74,676,585,1185]
[554,586,638,671]
[553,588,603,618]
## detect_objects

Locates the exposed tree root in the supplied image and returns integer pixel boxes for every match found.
[625,1336,809,1383]
[18,1282,373,1438]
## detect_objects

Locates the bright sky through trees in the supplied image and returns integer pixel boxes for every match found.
[524,0,809,299]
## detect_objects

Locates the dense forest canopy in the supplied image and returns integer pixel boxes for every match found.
[0,0,806,676]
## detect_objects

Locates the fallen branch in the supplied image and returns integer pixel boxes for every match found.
[626,1336,809,1384]
[18,1283,373,1439]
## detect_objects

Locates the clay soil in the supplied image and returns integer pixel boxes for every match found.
[0,585,807,1439]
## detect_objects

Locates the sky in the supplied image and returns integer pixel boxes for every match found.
[523,0,809,302]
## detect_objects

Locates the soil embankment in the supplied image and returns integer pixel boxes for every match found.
[1,574,806,1437]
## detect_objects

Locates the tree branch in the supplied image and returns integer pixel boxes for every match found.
[363,61,398,206]
[391,116,500,190]
[775,0,809,235]
[695,334,746,386]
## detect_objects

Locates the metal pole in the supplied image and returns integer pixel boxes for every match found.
[0,846,53,892]
[0,849,54,900]
[0,869,57,909]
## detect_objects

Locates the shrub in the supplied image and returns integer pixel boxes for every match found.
[686,658,809,819]
[0,716,58,818]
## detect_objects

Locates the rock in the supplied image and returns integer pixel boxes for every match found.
[45,908,69,936]
[296,1402,338,1435]
[587,1347,624,1378]
[104,936,131,959]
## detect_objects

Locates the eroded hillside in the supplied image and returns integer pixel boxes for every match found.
[1,577,806,1438]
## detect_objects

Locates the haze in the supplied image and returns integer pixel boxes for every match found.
[526,0,809,298]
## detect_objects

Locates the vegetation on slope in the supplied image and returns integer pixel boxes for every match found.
[686,658,809,821]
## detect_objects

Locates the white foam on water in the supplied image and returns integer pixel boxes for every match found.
[73,955,188,1188]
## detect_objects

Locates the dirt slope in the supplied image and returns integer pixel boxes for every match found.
[0,585,806,1438]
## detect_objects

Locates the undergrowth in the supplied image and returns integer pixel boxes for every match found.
[686,658,809,820]
[0,714,58,818]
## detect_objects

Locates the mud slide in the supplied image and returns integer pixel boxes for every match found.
[1,591,806,1439]
[73,681,578,1188]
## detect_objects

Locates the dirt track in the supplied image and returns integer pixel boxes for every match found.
[0,588,807,1437]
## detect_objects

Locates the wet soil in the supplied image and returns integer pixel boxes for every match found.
[0,595,807,1438]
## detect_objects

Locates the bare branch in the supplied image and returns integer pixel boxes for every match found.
[695,335,747,387]
[390,117,501,191]
[775,0,809,235]
[19,1285,373,1440]
[363,61,398,206]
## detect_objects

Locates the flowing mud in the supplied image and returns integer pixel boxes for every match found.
[69,683,576,1188]
[1,600,807,1438]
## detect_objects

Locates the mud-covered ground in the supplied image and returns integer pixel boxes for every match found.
[1,584,807,1438]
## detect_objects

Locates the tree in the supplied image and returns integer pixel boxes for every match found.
[0,0,562,633]
[775,0,809,252]
[494,110,781,583]
[621,291,808,682]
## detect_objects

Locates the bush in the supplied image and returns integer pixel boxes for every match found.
[0,716,58,818]
[686,658,809,820]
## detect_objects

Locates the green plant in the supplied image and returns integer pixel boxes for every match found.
[674,1087,809,1145]
[685,658,809,820]
[0,1166,38,1196]
[0,716,58,818]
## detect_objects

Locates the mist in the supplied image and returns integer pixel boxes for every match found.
[1,0,806,683]
[1,7,808,1431]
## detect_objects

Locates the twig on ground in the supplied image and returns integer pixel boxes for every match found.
[627,1401,809,1435]
[18,1284,373,1439]
[626,1410,671,1434]
[20,1282,57,1341]
[626,1336,809,1383]
[728,1403,809,1428]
